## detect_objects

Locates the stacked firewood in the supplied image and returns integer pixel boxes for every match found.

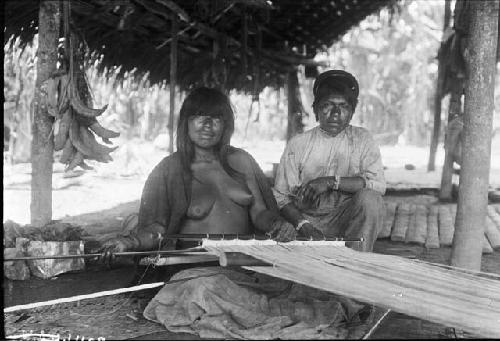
[379,202,500,253]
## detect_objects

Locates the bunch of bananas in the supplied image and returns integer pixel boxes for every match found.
[48,70,119,172]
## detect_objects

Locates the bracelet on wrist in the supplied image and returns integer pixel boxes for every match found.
[296,219,310,231]
[327,175,340,191]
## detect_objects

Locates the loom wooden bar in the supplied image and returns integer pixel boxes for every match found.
[4,250,206,261]
[485,215,500,250]
[203,242,500,338]
[379,202,397,238]
[139,254,219,266]
[439,205,454,246]
[165,234,361,242]
[425,205,440,248]
[391,203,410,241]
[4,282,166,313]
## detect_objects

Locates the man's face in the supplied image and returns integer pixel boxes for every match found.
[315,93,353,137]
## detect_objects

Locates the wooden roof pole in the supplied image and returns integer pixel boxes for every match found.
[169,14,178,154]
[427,0,452,172]
[286,69,304,141]
[242,7,248,78]
[31,0,60,227]
[451,0,499,270]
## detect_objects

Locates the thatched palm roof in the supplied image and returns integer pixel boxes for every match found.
[4,0,396,91]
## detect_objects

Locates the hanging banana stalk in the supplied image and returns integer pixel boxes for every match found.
[52,0,120,172]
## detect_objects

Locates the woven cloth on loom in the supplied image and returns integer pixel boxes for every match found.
[203,240,500,338]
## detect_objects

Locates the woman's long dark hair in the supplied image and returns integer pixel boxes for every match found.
[176,87,245,183]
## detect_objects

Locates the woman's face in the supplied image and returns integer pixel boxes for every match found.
[188,114,224,149]
[315,93,353,137]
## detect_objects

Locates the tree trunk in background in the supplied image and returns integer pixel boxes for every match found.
[451,0,498,270]
[286,70,304,141]
[31,0,59,227]
[439,80,464,200]
[428,0,452,171]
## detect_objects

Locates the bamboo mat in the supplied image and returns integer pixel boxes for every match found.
[203,240,500,338]
[380,203,500,253]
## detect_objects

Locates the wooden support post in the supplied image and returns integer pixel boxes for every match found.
[31,0,60,227]
[286,70,304,140]
[253,26,262,102]
[241,8,248,78]
[428,0,452,171]
[168,14,178,154]
[438,143,456,200]
[451,0,499,270]
[439,81,464,200]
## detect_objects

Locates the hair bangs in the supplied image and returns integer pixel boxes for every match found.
[195,97,233,122]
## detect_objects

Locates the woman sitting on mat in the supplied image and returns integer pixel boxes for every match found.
[100,87,323,260]
[99,87,372,339]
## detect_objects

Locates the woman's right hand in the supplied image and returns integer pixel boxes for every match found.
[268,218,297,242]
[99,237,132,267]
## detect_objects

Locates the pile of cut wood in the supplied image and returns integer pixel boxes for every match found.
[379,203,500,253]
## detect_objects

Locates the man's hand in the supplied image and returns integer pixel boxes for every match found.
[299,223,325,240]
[268,218,297,242]
[296,177,330,207]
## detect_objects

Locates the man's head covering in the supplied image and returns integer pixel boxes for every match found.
[312,70,359,110]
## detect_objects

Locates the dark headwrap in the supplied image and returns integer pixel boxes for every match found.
[312,70,359,112]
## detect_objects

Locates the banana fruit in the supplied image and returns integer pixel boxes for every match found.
[54,108,72,151]
[69,81,108,117]
[52,61,119,172]
[89,121,120,139]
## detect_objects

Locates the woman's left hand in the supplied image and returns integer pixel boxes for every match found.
[299,222,325,240]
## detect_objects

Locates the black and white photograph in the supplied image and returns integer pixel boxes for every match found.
[3,0,500,339]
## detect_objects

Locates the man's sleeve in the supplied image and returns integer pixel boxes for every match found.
[273,141,301,209]
[357,133,386,195]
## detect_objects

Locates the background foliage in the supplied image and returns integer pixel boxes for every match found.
[4,0,500,164]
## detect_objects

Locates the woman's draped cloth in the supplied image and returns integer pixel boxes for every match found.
[133,146,279,240]
[144,267,374,339]
[134,147,372,339]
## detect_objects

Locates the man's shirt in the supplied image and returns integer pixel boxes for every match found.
[273,125,386,215]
